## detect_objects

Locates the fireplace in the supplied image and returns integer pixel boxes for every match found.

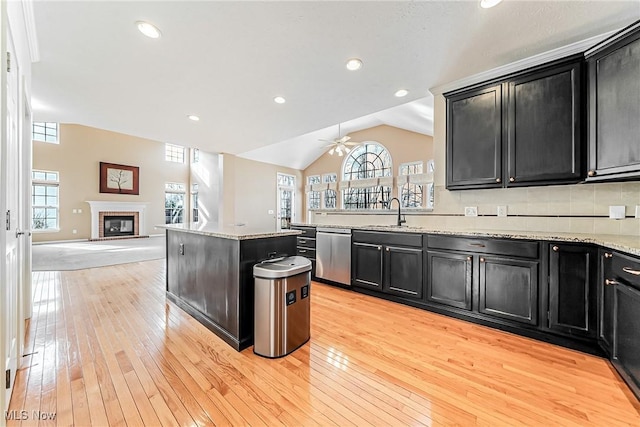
[87,201,148,240]
[103,215,135,237]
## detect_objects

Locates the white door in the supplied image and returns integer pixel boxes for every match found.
[276,173,295,230]
[2,30,21,411]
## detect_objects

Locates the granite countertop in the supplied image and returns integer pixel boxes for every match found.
[158,222,302,240]
[291,223,640,257]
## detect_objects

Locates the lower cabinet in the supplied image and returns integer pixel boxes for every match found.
[479,256,538,326]
[548,243,598,338]
[426,250,472,310]
[352,231,423,299]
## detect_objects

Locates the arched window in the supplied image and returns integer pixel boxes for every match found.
[342,142,392,209]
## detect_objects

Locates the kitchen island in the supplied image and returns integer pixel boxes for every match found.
[161,223,299,350]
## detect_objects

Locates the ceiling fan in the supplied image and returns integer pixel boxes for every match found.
[319,123,359,156]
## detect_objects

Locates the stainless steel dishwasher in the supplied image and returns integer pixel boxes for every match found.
[316,227,352,286]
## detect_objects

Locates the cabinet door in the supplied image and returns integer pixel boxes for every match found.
[588,27,640,180]
[614,283,640,394]
[446,84,503,189]
[479,256,538,325]
[383,246,423,299]
[352,242,383,289]
[548,244,597,338]
[507,61,583,185]
[426,250,472,310]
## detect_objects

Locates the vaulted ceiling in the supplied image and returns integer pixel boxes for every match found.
[31,1,639,169]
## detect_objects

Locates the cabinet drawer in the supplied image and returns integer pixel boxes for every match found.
[292,226,316,237]
[352,230,422,248]
[427,235,538,259]
[610,251,640,291]
[296,237,316,248]
[296,247,316,260]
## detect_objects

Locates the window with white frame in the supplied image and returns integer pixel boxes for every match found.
[191,183,199,222]
[32,170,59,230]
[165,143,185,163]
[342,142,392,210]
[322,173,337,209]
[307,175,321,210]
[277,173,296,229]
[399,161,424,208]
[165,182,186,224]
[32,122,59,143]
[192,148,200,163]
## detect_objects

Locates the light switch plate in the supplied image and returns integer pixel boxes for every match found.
[268,210,274,215]
[497,205,508,217]
[464,206,478,217]
[78,208,82,213]
[609,205,625,219]
[72,209,77,214]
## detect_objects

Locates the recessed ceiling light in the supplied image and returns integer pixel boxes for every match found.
[188,115,200,121]
[136,21,162,39]
[395,89,409,97]
[345,58,363,71]
[480,0,503,8]
[274,96,286,104]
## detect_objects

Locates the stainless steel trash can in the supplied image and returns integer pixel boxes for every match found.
[253,256,311,358]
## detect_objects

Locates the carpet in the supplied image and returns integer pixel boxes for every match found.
[32,236,166,271]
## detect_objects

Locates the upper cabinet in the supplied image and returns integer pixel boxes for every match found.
[586,21,640,181]
[446,56,584,190]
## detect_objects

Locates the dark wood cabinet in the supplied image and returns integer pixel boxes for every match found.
[507,62,583,186]
[352,231,423,299]
[586,21,640,181]
[352,242,383,290]
[383,245,423,298]
[445,56,585,189]
[426,250,472,310]
[291,226,317,278]
[446,84,503,189]
[548,244,597,339]
[479,256,538,326]
[600,250,640,399]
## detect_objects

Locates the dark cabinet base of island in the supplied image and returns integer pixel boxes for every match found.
[165,229,296,351]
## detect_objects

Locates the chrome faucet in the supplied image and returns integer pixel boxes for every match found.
[387,197,406,227]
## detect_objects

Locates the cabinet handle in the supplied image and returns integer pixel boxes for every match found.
[622,267,640,276]
[480,257,485,263]
[469,243,485,248]
[299,239,306,244]
[509,177,515,183]
[467,256,472,261]
[588,170,596,177]
[386,247,390,252]
[552,245,559,252]
[604,253,613,259]
[377,246,382,251]
[605,279,619,286]
[495,178,501,183]
[299,249,307,253]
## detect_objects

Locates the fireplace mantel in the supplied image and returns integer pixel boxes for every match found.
[86,201,148,240]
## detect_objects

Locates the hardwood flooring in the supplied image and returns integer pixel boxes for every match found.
[7,260,640,426]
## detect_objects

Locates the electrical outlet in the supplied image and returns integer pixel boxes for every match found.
[72,229,77,234]
[78,208,82,214]
[72,209,77,214]
[609,205,625,219]
[497,205,508,217]
[464,206,478,217]
[268,210,274,215]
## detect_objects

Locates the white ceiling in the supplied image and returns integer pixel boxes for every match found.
[31,1,639,170]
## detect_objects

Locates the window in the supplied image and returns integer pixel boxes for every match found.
[165,143,185,163]
[191,183,199,222]
[323,173,337,209]
[165,182,186,224]
[32,122,58,143]
[399,162,424,208]
[32,170,59,230]
[192,148,200,164]
[342,142,392,210]
[307,175,321,210]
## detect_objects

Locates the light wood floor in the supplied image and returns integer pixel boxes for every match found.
[8,260,640,426]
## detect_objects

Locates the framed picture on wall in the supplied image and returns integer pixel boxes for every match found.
[99,162,139,195]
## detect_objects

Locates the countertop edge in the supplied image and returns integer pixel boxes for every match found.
[158,224,302,240]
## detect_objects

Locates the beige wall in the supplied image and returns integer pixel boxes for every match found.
[32,124,190,242]
[304,124,434,213]
[222,155,303,229]
[310,96,640,237]
[190,149,220,225]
